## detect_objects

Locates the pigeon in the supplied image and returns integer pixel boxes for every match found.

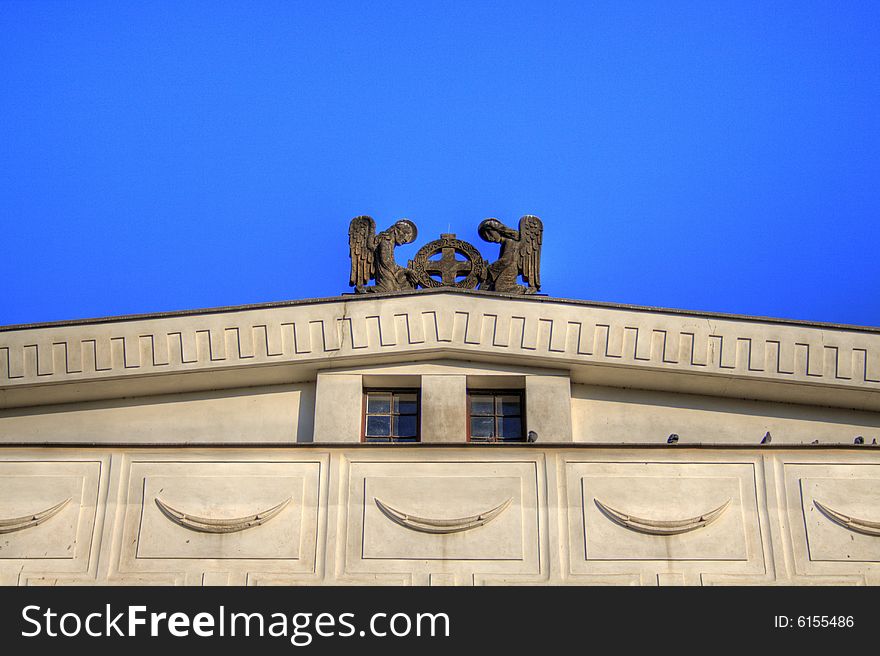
[854,436,865,445]
[761,431,772,445]
[527,431,538,443]
[811,439,819,445]
[873,439,878,445]
[667,433,679,444]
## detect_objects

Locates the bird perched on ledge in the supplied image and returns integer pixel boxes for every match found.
[667,433,679,444]
[761,431,772,445]
[527,431,538,443]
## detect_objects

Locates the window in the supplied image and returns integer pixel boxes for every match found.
[467,391,524,442]
[363,390,420,442]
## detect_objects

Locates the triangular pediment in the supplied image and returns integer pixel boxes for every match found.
[2,289,879,410]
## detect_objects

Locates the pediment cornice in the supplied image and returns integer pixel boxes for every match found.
[3,290,879,410]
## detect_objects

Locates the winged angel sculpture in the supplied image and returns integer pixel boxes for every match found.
[348,216,419,293]
[478,215,543,294]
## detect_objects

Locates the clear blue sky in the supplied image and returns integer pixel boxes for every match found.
[2,1,879,326]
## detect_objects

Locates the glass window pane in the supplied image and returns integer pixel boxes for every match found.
[366,415,391,436]
[395,394,418,415]
[367,393,391,414]
[471,416,495,438]
[394,414,417,438]
[470,395,494,415]
[497,395,521,416]
[499,417,522,439]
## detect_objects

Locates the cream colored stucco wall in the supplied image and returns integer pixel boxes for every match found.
[0,383,315,444]
[571,384,880,445]
[2,292,879,586]
[0,445,877,586]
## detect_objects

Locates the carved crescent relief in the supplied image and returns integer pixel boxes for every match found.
[0,498,71,534]
[374,497,512,534]
[594,498,731,536]
[814,500,880,537]
[155,497,291,534]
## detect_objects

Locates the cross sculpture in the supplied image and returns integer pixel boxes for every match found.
[423,234,473,285]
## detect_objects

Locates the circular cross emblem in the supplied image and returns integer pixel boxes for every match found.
[410,234,485,289]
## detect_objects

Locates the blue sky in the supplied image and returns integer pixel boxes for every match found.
[2,1,879,326]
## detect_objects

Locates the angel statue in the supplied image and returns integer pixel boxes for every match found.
[477,215,543,294]
[348,216,419,293]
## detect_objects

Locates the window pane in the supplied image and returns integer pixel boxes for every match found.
[367,393,391,414]
[497,395,521,416]
[395,414,417,438]
[499,417,522,439]
[366,415,391,436]
[394,394,418,415]
[470,395,494,415]
[471,416,495,438]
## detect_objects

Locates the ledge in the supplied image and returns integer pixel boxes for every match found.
[4,287,879,333]
[2,291,880,412]
[0,441,875,450]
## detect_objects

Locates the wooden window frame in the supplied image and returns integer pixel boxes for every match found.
[361,388,421,443]
[466,389,526,443]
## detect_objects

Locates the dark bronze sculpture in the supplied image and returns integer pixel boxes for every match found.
[346,214,543,294]
[410,233,485,290]
[478,215,543,294]
[348,216,419,293]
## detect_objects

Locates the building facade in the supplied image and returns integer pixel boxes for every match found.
[1,288,879,585]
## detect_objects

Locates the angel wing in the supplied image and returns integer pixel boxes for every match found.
[349,215,376,288]
[517,215,543,290]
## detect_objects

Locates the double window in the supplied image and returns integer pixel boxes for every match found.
[467,391,525,442]
[363,390,420,442]
[361,388,526,443]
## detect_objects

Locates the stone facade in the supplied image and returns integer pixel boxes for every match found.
[1,289,879,585]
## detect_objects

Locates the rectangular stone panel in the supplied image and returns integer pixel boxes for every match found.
[0,461,101,562]
[344,459,541,579]
[362,476,522,560]
[123,461,318,563]
[785,464,880,564]
[567,462,760,567]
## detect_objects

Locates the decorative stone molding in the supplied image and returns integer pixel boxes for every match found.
[374,497,512,534]
[155,497,291,534]
[2,291,879,407]
[814,500,880,537]
[594,498,730,536]
[0,447,878,585]
[0,498,70,534]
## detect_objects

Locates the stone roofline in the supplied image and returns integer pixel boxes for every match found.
[3,287,878,334]
[3,289,880,412]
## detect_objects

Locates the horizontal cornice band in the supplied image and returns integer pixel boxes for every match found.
[1,293,879,394]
